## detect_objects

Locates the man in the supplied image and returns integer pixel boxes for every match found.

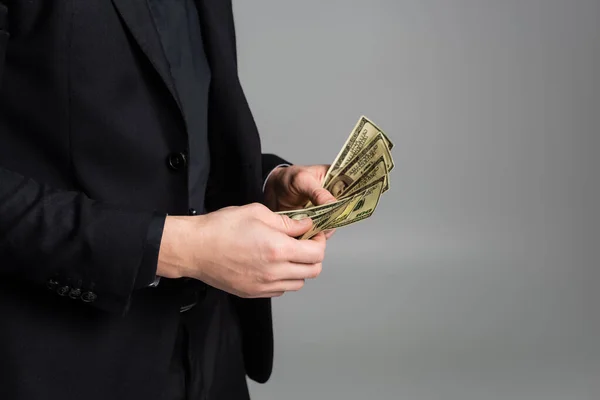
[0,1,336,399]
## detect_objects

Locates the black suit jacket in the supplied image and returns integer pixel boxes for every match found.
[0,0,284,397]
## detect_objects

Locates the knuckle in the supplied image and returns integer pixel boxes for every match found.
[309,264,322,279]
[295,172,313,189]
[234,283,253,298]
[259,238,276,260]
[261,270,276,283]
[291,280,305,291]
[290,168,303,180]
[249,202,262,210]
[247,203,267,214]
[256,265,277,283]
[310,187,322,198]
[316,248,326,263]
[311,243,326,263]
[235,279,266,298]
[298,171,310,182]
[264,242,282,263]
[278,215,293,231]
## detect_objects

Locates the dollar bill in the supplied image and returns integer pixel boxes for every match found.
[323,177,385,230]
[322,116,393,188]
[336,156,389,198]
[325,134,393,197]
[322,190,369,227]
[277,196,354,220]
[298,192,363,240]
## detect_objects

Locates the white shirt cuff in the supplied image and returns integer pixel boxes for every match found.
[149,276,161,287]
[262,164,291,192]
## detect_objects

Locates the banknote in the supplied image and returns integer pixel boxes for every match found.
[325,134,393,197]
[288,115,392,234]
[322,116,393,188]
[323,177,385,230]
[336,156,389,198]
[298,191,365,240]
[277,196,354,220]
[321,189,369,228]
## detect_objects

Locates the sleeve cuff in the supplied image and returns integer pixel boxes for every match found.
[262,164,290,193]
[134,213,167,289]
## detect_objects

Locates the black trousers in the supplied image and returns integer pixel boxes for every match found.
[164,286,251,400]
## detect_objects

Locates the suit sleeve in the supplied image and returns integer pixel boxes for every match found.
[0,3,163,315]
[261,153,291,184]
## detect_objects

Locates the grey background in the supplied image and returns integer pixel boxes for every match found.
[233,0,600,399]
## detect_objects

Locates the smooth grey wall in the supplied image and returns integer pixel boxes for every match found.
[233,1,600,399]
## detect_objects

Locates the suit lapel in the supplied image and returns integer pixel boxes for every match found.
[111,0,183,113]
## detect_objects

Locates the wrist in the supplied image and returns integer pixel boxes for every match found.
[263,165,286,209]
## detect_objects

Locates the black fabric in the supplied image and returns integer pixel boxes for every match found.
[165,288,251,400]
[146,0,211,215]
[139,0,213,288]
[144,4,245,396]
[136,213,167,288]
[0,3,5,30]
[0,0,290,398]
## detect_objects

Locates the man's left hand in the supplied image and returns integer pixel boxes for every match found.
[264,164,337,238]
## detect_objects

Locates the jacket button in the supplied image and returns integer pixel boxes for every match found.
[81,291,97,303]
[167,152,187,170]
[57,285,70,296]
[47,279,59,291]
[68,288,82,299]
[188,208,197,216]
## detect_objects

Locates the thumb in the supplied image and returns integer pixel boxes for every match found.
[273,214,313,237]
[308,187,337,206]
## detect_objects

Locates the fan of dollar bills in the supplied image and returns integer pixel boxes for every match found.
[277,116,394,240]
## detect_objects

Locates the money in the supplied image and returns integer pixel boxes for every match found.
[322,116,393,188]
[338,156,389,198]
[319,190,368,230]
[298,193,363,240]
[325,134,393,197]
[324,177,385,229]
[283,115,394,239]
[277,197,353,220]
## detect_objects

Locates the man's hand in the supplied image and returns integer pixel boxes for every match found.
[156,204,327,298]
[263,164,337,212]
[263,164,338,239]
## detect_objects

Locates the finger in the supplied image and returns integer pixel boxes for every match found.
[285,236,326,264]
[324,229,336,239]
[271,262,323,281]
[310,231,327,243]
[293,172,337,206]
[249,291,285,299]
[308,187,337,206]
[263,279,306,293]
[309,164,331,184]
[267,213,313,237]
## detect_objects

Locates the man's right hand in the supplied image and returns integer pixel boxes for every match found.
[156,203,326,298]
